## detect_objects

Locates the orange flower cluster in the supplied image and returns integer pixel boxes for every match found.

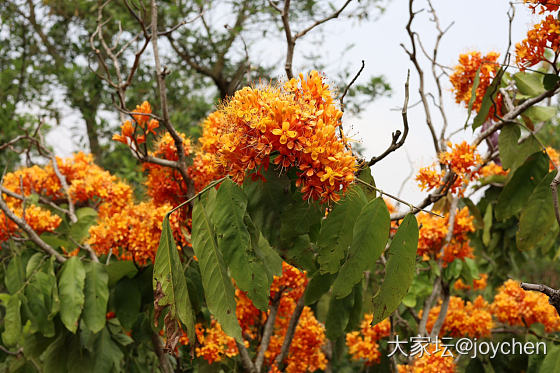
[423,296,493,338]
[417,141,481,195]
[397,344,456,373]
[193,320,240,364]
[449,51,501,115]
[516,15,560,70]
[345,316,391,365]
[479,162,508,178]
[87,201,181,265]
[181,262,326,372]
[144,133,193,206]
[1,152,132,243]
[454,273,489,291]
[189,71,357,202]
[113,101,159,145]
[524,0,560,14]
[490,279,560,332]
[416,207,475,263]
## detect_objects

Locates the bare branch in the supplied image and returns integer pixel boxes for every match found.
[236,340,257,373]
[340,60,365,112]
[50,155,77,223]
[294,0,352,40]
[521,282,560,316]
[367,70,410,166]
[255,292,283,372]
[274,290,306,368]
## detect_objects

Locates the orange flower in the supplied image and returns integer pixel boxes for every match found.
[516,15,560,70]
[416,141,481,195]
[189,71,357,203]
[416,207,475,263]
[345,316,391,365]
[479,162,508,178]
[449,51,501,116]
[524,0,560,13]
[398,343,456,373]
[454,273,488,291]
[422,296,493,338]
[490,279,560,332]
[546,146,560,170]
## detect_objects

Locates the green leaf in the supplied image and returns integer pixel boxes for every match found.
[191,199,242,341]
[114,278,141,330]
[332,198,390,299]
[495,151,549,220]
[58,256,86,333]
[41,334,67,373]
[153,216,195,341]
[304,272,336,306]
[517,172,559,251]
[371,214,419,325]
[5,254,25,294]
[82,262,109,333]
[24,272,55,337]
[1,294,22,347]
[357,167,376,200]
[91,327,124,373]
[513,71,545,97]
[482,203,493,247]
[70,207,98,243]
[346,284,363,332]
[540,344,560,373]
[325,290,354,339]
[212,179,271,311]
[498,124,541,171]
[543,73,560,91]
[473,67,504,129]
[523,106,556,123]
[26,253,45,278]
[465,65,481,127]
[316,186,368,274]
[106,260,138,286]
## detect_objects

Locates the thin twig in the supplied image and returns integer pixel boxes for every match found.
[368,70,410,166]
[274,288,306,368]
[340,60,365,112]
[236,340,257,373]
[356,178,443,218]
[50,155,77,223]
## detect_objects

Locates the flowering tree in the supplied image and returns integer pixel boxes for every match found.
[3,0,560,372]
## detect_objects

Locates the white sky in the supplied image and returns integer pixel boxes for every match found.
[45,0,539,204]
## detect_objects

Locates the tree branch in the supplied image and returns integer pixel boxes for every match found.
[255,292,283,372]
[368,70,410,166]
[274,292,305,369]
[521,282,560,317]
[236,340,257,373]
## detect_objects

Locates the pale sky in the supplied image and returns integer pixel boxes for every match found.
[45,0,539,205]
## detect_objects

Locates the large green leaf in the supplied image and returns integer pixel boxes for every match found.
[58,256,86,333]
[114,278,141,330]
[191,200,242,341]
[153,216,195,341]
[371,214,419,325]
[517,172,559,251]
[304,272,336,306]
[211,179,271,311]
[316,186,368,274]
[5,254,25,294]
[498,124,541,171]
[332,198,390,299]
[91,327,124,373]
[495,152,549,220]
[24,271,55,337]
[1,294,22,346]
[82,262,109,333]
[540,344,560,373]
[513,71,545,97]
[325,289,354,339]
[41,334,67,373]
[106,260,138,286]
[524,106,556,123]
